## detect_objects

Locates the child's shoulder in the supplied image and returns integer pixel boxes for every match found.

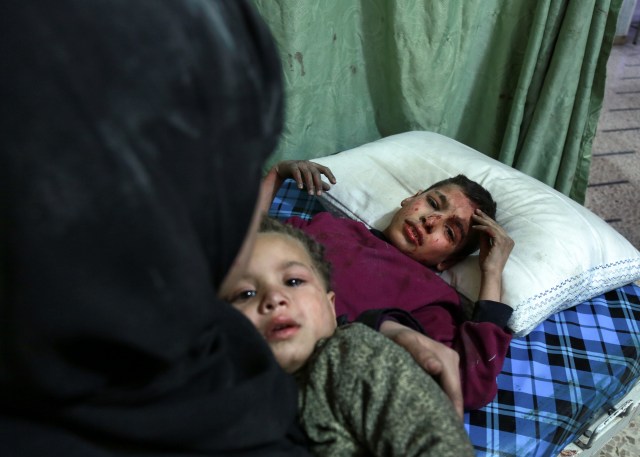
[312,323,412,372]
[329,322,391,348]
[335,322,388,341]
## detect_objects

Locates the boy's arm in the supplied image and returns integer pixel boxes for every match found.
[411,301,513,411]
[378,294,513,412]
[472,208,514,302]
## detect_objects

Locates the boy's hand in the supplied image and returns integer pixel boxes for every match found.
[379,320,464,419]
[275,160,336,195]
[472,209,514,275]
[472,209,514,302]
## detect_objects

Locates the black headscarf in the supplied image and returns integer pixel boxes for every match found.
[0,1,308,455]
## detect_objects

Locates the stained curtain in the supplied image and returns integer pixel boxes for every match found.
[253,0,621,203]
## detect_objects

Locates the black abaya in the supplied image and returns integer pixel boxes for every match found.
[0,1,308,455]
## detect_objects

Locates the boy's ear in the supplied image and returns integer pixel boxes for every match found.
[326,291,337,320]
[436,256,462,272]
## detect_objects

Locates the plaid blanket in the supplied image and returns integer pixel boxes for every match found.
[270,179,640,457]
[468,284,640,456]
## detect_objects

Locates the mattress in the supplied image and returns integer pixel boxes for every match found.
[269,179,640,457]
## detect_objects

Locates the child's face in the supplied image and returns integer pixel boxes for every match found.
[383,184,477,271]
[225,232,336,373]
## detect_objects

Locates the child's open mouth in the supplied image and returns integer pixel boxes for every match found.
[403,220,424,246]
[266,320,300,341]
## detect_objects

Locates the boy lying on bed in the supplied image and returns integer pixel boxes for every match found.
[222,216,476,457]
[261,159,515,414]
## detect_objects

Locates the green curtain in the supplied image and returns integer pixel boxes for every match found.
[253,0,621,203]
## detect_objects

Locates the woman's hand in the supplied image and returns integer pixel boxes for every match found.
[275,160,336,195]
[379,320,464,419]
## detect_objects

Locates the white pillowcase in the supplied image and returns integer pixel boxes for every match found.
[313,131,640,336]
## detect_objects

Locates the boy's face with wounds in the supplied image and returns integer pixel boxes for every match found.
[383,184,478,271]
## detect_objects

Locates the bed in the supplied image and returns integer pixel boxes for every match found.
[268,131,640,457]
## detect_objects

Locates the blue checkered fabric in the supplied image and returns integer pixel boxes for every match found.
[467,284,640,456]
[269,179,640,457]
[268,179,326,221]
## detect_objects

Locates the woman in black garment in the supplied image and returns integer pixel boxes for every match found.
[0,1,309,455]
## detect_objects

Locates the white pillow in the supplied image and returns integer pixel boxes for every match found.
[313,131,640,336]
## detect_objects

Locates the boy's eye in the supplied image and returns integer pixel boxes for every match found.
[445,226,455,242]
[286,278,305,287]
[231,290,256,302]
[427,196,438,209]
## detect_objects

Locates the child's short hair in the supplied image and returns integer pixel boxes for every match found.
[426,174,497,259]
[259,216,333,291]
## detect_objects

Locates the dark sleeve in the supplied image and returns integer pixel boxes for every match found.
[353,308,427,334]
[413,302,512,411]
[355,302,512,411]
[471,300,513,329]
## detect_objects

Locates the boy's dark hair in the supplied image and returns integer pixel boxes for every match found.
[426,174,497,259]
[259,216,333,291]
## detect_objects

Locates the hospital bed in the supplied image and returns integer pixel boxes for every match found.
[268,131,640,457]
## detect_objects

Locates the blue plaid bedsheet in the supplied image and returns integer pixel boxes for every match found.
[269,180,640,457]
[468,285,640,456]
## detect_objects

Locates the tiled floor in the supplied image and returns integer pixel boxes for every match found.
[587,7,640,457]
[596,417,640,457]
[584,14,640,251]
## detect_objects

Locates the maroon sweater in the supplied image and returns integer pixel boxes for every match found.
[288,212,512,411]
